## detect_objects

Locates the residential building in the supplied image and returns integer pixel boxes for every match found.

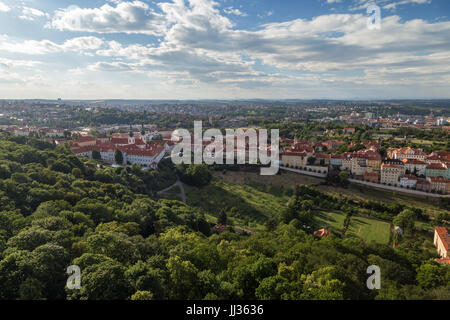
[434,227,449,259]
[399,175,417,188]
[380,163,405,186]
[427,177,450,194]
[71,133,166,168]
[343,128,355,134]
[330,154,343,166]
[72,135,97,147]
[388,147,426,161]
[402,159,427,176]
[351,157,367,176]
[426,155,442,164]
[416,178,431,192]
[281,151,307,168]
[341,153,353,172]
[426,163,449,179]
[315,154,331,166]
[364,172,380,183]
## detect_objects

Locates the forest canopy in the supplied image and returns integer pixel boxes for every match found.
[0,133,448,300]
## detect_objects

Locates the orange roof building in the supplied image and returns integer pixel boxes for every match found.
[434,227,450,262]
[314,228,330,238]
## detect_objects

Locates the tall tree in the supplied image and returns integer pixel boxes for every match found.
[114,149,124,165]
[92,150,101,160]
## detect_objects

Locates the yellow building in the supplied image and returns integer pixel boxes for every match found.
[281,151,308,168]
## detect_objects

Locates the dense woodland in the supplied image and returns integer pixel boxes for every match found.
[0,133,449,300]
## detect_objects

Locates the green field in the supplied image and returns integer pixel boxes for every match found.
[347,216,391,244]
[314,211,347,233]
[184,173,439,244]
[313,211,391,244]
[183,179,289,228]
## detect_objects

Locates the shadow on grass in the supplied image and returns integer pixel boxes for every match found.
[184,183,267,223]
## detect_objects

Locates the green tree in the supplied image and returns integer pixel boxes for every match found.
[92,150,102,160]
[114,149,124,165]
[393,209,417,233]
[71,168,83,179]
[180,164,212,187]
[131,290,154,300]
[416,264,445,289]
[67,261,132,300]
[338,170,349,186]
[166,256,199,299]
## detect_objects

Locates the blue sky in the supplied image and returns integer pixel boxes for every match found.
[0,0,449,99]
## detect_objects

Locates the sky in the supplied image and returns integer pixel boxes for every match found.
[0,0,449,100]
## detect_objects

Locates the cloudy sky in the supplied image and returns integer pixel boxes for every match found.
[0,0,449,99]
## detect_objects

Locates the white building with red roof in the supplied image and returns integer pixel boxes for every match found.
[388,147,426,161]
[434,227,450,264]
[71,133,166,168]
[402,158,427,176]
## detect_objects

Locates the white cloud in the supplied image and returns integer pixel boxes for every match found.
[1,0,449,98]
[0,2,10,12]
[383,0,431,10]
[223,7,247,17]
[0,57,41,68]
[21,6,50,20]
[0,35,104,54]
[86,1,450,89]
[48,1,165,35]
[350,0,431,11]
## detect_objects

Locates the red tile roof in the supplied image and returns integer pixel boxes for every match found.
[111,137,130,145]
[402,159,426,165]
[435,257,450,264]
[73,136,96,143]
[426,163,447,170]
[315,154,331,159]
[435,227,450,251]
[401,174,418,180]
[314,228,330,237]
[283,151,307,157]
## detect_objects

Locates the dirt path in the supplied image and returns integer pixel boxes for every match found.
[157,177,186,204]
[177,179,186,203]
[157,182,178,194]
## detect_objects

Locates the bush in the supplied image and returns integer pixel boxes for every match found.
[178,164,212,187]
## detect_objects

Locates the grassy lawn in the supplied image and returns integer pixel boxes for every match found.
[314,211,347,233]
[411,139,445,146]
[212,170,323,189]
[158,185,182,201]
[347,216,391,244]
[187,170,441,243]
[183,178,289,226]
